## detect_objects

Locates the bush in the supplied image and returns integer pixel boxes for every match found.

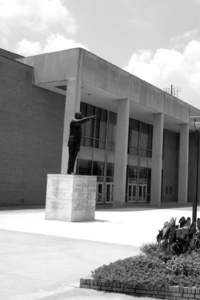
[91,217,200,289]
[91,244,200,288]
[141,243,172,262]
[92,244,200,288]
[92,255,170,289]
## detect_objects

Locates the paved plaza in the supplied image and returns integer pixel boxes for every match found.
[0,206,198,299]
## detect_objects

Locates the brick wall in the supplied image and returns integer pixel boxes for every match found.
[80,278,200,299]
[0,56,65,205]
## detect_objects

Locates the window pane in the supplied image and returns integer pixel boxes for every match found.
[94,107,101,148]
[128,119,139,155]
[99,109,107,149]
[139,122,148,156]
[92,161,104,176]
[106,163,114,177]
[107,111,116,151]
[77,159,92,175]
[127,166,137,179]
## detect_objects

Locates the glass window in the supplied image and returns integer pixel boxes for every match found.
[107,112,117,151]
[93,107,101,148]
[99,109,107,149]
[128,119,139,155]
[139,123,149,157]
[77,159,92,175]
[139,167,148,179]
[127,165,137,179]
[106,163,114,177]
[128,185,132,197]
[80,102,116,151]
[92,161,104,176]
[82,104,95,147]
[128,118,152,157]
[139,185,142,197]
[133,185,136,197]
[147,125,153,157]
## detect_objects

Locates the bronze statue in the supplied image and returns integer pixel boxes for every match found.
[67,112,95,174]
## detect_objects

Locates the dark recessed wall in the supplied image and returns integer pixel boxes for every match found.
[162,129,179,202]
[188,132,198,204]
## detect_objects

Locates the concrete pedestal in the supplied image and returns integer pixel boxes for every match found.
[45,174,97,222]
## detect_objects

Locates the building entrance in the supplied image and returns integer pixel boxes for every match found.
[76,156,114,205]
[127,181,147,203]
[96,178,113,204]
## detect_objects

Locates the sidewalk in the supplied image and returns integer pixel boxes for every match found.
[0,206,195,246]
[0,230,139,300]
[0,206,197,300]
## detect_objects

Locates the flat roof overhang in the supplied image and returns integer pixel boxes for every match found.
[18,48,200,132]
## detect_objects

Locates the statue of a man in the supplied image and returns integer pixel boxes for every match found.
[67,112,95,174]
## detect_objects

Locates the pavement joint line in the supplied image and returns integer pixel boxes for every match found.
[11,285,78,300]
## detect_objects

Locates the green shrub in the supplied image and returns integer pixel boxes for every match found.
[91,217,200,289]
[141,243,172,262]
[91,244,200,288]
[92,255,169,289]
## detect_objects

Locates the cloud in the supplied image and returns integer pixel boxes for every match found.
[15,34,88,56]
[171,28,200,49]
[125,40,200,108]
[128,18,150,28]
[0,0,76,32]
[0,0,77,49]
[43,34,88,53]
[192,0,200,4]
[15,40,42,56]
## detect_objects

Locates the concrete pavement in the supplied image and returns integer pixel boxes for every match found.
[0,230,140,300]
[0,206,198,299]
[0,206,195,246]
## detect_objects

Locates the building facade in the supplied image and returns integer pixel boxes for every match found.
[0,47,199,207]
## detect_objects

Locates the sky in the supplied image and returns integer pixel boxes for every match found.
[1,0,200,108]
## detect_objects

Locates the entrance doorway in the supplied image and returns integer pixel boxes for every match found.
[127,181,147,203]
[96,179,113,204]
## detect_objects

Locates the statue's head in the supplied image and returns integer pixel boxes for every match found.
[74,112,83,119]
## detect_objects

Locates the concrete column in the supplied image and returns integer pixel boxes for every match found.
[178,124,189,205]
[197,133,200,203]
[150,113,164,206]
[113,98,130,207]
[60,78,81,173]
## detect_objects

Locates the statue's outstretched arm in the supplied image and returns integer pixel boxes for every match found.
[78,115,96,123]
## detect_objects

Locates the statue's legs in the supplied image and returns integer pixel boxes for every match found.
[67,145,80,174]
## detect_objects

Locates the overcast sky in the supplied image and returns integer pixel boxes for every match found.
[1,0,200,108]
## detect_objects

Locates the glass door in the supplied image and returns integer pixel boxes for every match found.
[105,182,113,203]
[96,182,104,203]
[127,182,137,202]
[138,184,147,202]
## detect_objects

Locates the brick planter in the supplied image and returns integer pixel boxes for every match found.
[80,278,200,299]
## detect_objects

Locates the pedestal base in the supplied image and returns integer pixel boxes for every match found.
[45,174,97,222]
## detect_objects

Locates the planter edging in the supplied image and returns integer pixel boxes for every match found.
[80,278,200,299]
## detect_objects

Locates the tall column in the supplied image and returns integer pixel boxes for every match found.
[178,124,189,205]
[197,133,200,203]
[60,50,83,174]
[61,78,81,173]
[113,98,129,207]
[150,113,164,206]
